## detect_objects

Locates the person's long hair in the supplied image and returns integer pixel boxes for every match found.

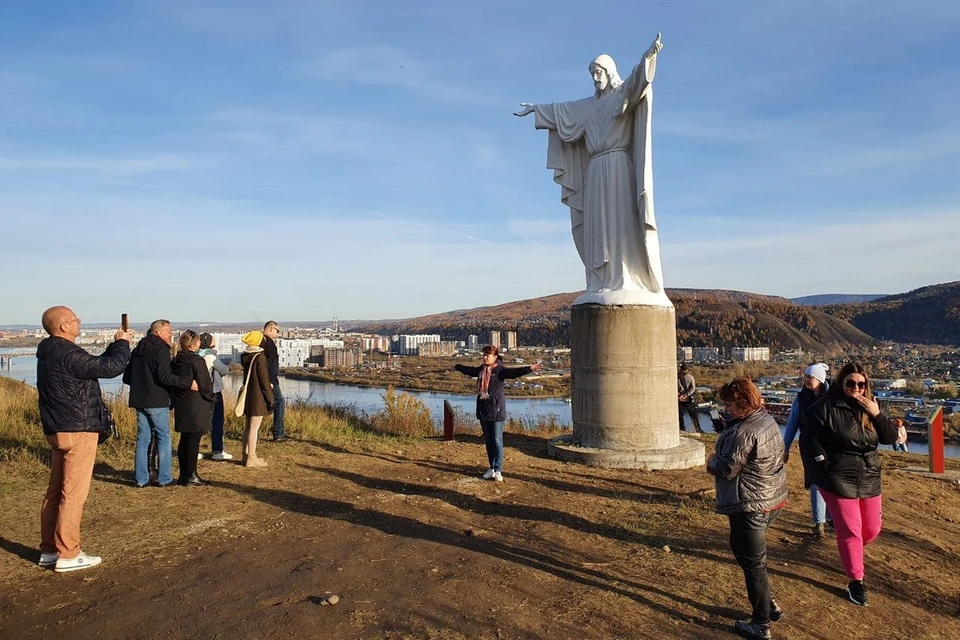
[830,362,874,431]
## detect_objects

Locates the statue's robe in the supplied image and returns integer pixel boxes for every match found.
[534,53,669,306]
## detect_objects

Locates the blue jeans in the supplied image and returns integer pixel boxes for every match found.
[135,408,172,486]
[211,393,225,453]
[479,420,505,472]
[271,383,285,439]
[894,443,908,453]
[810,483,829,525]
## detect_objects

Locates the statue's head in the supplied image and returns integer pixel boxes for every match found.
[589,55,623,95]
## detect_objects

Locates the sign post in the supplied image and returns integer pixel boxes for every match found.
[443,400,455,442]
[928,406,945,475]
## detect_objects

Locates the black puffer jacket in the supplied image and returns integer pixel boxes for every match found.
[708,409,788,514]
[454,362,534,422]
[803,393,898,499]
[36,337,130,435]
[122,333,191,408]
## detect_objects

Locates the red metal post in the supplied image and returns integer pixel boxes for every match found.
[928,406,945,474]
[443,399,455,441]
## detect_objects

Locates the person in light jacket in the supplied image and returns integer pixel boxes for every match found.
[453,345,542,482]
[783,362,832,537]
[802,363,897,607]
[707,377,788,640]
[198,333,232,461]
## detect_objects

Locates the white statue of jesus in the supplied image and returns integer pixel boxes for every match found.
[515,34,671,307]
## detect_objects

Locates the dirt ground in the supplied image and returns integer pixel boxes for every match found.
[1,432,959,640]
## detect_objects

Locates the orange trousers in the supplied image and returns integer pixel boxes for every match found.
[40,432,99,559]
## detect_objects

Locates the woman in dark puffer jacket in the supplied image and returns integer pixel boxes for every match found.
[803,363,897,607]
[707,377,788,640]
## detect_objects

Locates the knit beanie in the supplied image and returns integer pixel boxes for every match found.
[804,363,829,384]
[241,330,264,347]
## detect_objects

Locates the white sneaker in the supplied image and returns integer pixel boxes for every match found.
[494,471,504,482]
[211,451,234,461]
[482,468,496,480]
[54,551,102,573]
[39,552,58,568]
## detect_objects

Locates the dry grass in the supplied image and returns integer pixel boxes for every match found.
[0,379,451,479]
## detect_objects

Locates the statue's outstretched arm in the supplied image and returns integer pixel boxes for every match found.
[514,102,535,117]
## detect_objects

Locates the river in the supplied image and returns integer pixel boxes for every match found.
[4,349,958,458]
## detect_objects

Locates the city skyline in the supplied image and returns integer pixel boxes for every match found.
[2,1,959,324]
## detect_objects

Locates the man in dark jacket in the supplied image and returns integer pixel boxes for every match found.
[123,319,195,487]
[261,320,287,441]
[36,305,131,573]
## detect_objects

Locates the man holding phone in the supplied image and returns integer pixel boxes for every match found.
[36,306,132,572]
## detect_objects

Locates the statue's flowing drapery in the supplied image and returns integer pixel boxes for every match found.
[533,53,669,307]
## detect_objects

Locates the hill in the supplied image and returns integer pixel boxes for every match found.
[818,281,960,346]
[358,288,876,351]
[791,293,888,306]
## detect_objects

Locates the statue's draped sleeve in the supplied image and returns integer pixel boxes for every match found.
[620,52,664,293]
[533,99,591,265]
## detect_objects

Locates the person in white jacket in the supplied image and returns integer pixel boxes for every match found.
[198,333,233,461]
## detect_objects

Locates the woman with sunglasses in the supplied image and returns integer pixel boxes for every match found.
[803,363,898,607]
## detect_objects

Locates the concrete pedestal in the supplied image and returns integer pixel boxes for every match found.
[547,304,705,470]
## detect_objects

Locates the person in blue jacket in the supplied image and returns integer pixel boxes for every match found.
[454,345,542,482]
[782,363,831,537]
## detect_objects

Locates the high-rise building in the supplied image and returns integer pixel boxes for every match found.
[392,334,441,355]
[504,331,517,350]
[489,330,501,349]
[467,334,479,351]
[677,346,693,362]
[418,341,458,357]
[693,347,720,362]
[731,347,771,362]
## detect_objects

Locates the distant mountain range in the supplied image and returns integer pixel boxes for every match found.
[791,294,888,306]
[358,282,960,349]
[817,282,960,346]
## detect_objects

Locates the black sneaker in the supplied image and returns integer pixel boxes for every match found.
[734,619,771,639]
[769,598,784,622]
[847,580,868,606]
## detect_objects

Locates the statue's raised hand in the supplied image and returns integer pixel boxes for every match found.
[513,103,535,117]
[645,33,663,58]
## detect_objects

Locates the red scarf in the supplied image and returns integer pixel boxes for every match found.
[478,364,494,399]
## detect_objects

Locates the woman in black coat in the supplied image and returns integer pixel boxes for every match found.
[171,330,215,486]
[453,345,542,482]
[802,362,897,607]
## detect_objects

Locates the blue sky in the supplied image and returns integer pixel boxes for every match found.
[2,1,959,325]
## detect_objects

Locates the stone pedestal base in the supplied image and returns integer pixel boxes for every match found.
[548,434,705,470]
[549,303,704,470]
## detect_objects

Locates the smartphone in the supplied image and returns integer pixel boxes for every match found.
[121,313,129,331]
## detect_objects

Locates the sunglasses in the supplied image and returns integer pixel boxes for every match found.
[844,379,867,390]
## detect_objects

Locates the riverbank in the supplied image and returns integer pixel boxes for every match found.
[2,379,959,639]
[281,360,571,399]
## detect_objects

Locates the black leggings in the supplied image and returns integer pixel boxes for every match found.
[177,432,202,479]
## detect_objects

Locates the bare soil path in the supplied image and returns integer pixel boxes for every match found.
[2,433,959,639]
